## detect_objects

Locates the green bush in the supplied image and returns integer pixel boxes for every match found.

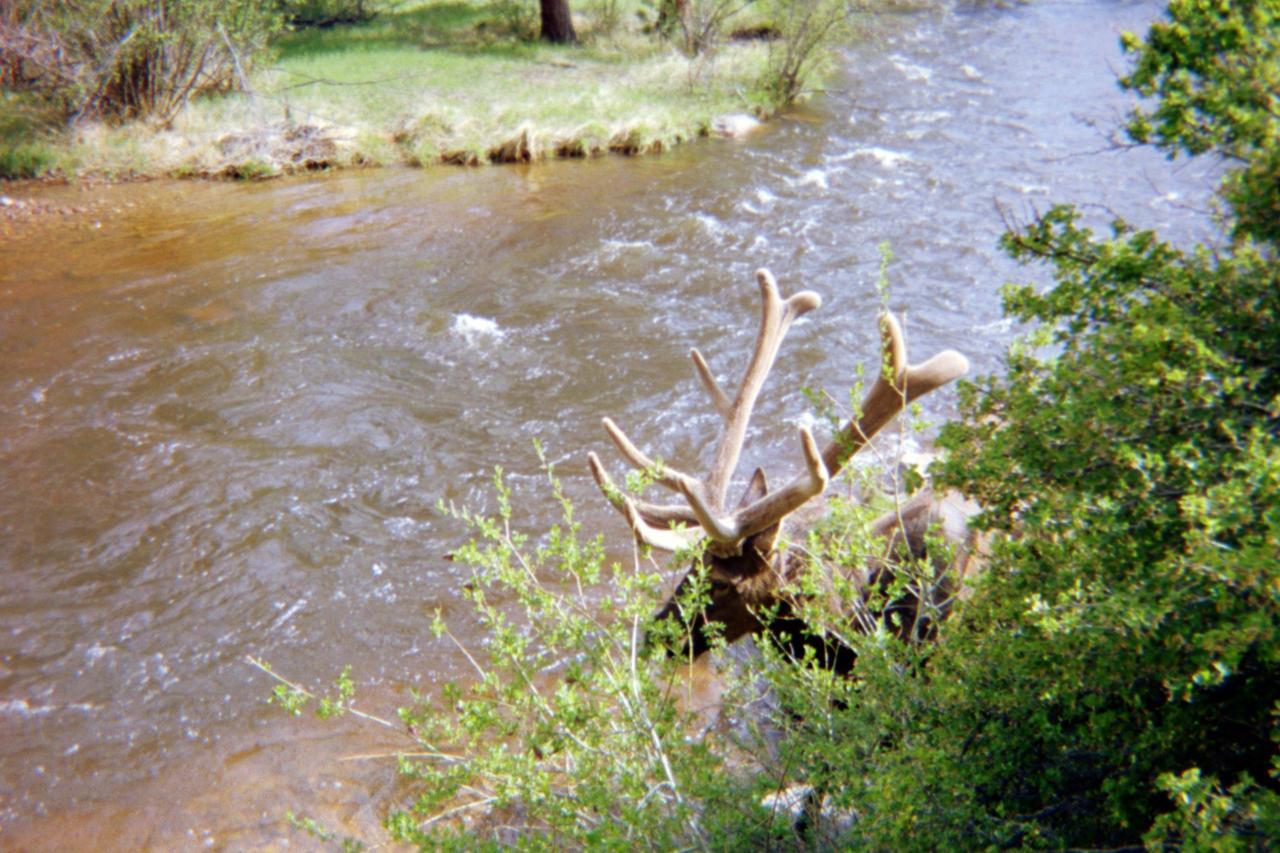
[1120,0,1279,244]
[670,0,753,57]
[277,0,376,28]
[0,0,282,122]
[780,0,1280,846]
[754,0,855,107]
[0,94,57,178]
[0,140,54,179]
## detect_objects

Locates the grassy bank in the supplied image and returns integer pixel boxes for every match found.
[3,0,798,181]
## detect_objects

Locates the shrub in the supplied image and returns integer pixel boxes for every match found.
[672,0,753,57]
[277,0,376,28]
[778,0,1280,846]
[1119,0,1279,244]
[484,0,540,41]
[754,0,856,108]
[0,140,55,179]
[0,93,58,178]
[0,0,283,123]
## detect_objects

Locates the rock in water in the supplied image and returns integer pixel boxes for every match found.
[712,114,763,138]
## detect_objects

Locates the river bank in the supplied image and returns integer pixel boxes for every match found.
[0,0,809,186]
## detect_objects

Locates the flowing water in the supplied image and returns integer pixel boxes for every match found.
[0,0,1221,846]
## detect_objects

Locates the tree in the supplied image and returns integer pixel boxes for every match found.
[0,0,280,122]
[785,0,1280,846]
[539,0,576,43]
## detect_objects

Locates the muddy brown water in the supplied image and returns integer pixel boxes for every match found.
[1,0,1221,847]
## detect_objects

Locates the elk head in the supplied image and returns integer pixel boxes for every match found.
[587,269,971,668]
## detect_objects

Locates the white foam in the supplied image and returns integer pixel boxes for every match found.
[904,110,952,124]
[85,642,116,665]
[785,411,821,436]
[889,54,932,83]
[797,169,829,190]
[384,516,423,539]
[695,213,726,235]
[832,147,913,169]
[601,238,652,252]
[271,598,306,631]
[451,314,506,347]
[973,318,1014,334]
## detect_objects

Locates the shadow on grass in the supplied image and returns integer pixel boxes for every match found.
[274,0,541,61]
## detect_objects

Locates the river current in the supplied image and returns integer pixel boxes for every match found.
[0,0,1220,846]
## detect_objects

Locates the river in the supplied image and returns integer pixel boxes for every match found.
[0,0,1220,847]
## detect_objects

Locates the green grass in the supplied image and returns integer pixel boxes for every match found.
[27,0,782,180]
[0,93,61,179]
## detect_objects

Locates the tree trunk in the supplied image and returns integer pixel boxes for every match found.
[656,0,687,37]
[539,0,576,43]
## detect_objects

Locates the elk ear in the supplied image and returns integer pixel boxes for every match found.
[748,520,782,557]
[737,467,770,510]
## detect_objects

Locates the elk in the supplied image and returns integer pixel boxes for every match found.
[586,269,980,673]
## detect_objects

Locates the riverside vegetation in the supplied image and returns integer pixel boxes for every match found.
[0,0,864,180]
[262,0,1280,847]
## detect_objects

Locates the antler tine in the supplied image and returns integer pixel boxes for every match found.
[820,312,969,478]
[591,268,822,553]
[689,425,831,548]
[733,425,829,539]
[600,417,701,495]
[586,450,701,550]
[621,498,704,552]
[588,452,699,529]
[690,348,731,418]
[704,269,822,506]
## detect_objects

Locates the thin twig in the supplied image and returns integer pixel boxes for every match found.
[245,654,402,731]
[339,749,464,762]
[418,796,498,830]
[217,21,254,96]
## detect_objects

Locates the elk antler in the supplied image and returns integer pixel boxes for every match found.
[818,312,970,478]
[589,269,822,554]
[589,269,969,556]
